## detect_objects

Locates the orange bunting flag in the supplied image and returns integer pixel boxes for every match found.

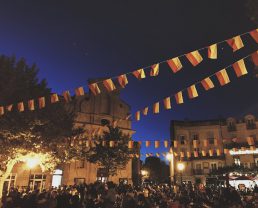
[88,83,101,95]
[128,141,133,149]
[150,64,159,76]
[28,100,35,111]
[216,149,221,156]
[6,104,13,112]
[0,106,4,116]
[154,141,160,148]
[216,69,230,86]
[187,152,191,158]
[51,93,59,103]
[38,97,46,109]
[250,29,258,43]
[164,140,169,148]
[247,137,255,146]
[208,44,217,59]
[133,68,146,80]
[202,150,206,157]
[187,85,198,99]
[209,149,213,156]
[174,140,178,148]
[194,151,198,158]
[175,91,183,104]
[118,74,128,88]
[75,86,85,96]
[135,111,140,121]
[186,50,203,66]
[167,57,183,73]
[232,59,248,77]
[103,79,116,92]
[203,139,208,147]
[142,107,148,116]
[180,152,185,158]
[17,102,25,112]
[224,148,229,154]
[153,102,159,114]
[251,51,258,66]
[201,77,214,91]
[193,140,198,148]
[227,36,244,52]
[163,97,171,110]
[146,141,151,147]
[63,91,72,102]
[109,141,115,147]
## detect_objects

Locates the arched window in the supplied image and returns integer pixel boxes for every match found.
[227,117,236,131]
[245,115,256,130]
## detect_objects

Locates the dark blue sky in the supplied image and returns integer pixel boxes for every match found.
[0,1,257,157]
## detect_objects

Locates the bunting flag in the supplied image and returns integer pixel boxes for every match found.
[187,85,198,99]
[142,107,148,116]
[63,91,72,102]
[135,111,140,121]
[75,86,85,96]
[216,69,230,86]
[174,140,178,148]
[216,149,221,156]
[0,106,4,115]
[209,149,213,156]
[175,91,184,104]
[146,141,151,147]
[28,99,35,111]
[150,64,159,76]
[164,140,169,148]
[133,68,146,80]
[208,44,217,59]
[247,137,255,146]
[194,151,198,158]
[193,140,198,148]
[118,74,128,88]
[156,153,160,157]
[39,97,46,109]
[250,29,258,43]
[163,97,171,110]
[167,57,183,73]
[128,141,133,149]
[153,102,159,114]
[180,152,185,158]
[201,77,214,91]
[88,83,101,95]
[202,150,206,157]
[51,94,59,103]
[155,141,160,148]
[6,104,13,112]
[186,50,203,66]
[227,36,244,52]
[232,59,248,77]
[224,148,229,154]
[187,152,191,158]
[252,51,258,66]
[103,79,116,92]
[17,102,24,112]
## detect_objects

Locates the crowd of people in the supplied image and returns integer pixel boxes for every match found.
[1,181,258,208]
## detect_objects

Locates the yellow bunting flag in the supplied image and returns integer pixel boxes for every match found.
[167,57,183,73]
[202,150,206,157]
[63,91,72,102]
[164,140,169,148]
[154,141,160,148]
[224,148,229,154]
[232,59,248,77]
[180,152,185,158]
[118,74,128,88]
[28,100,35,111]
[250,29,258,43]
[142,107,148,116]
[247,137,255,146]
[146,141,151,147]
[150,64,159,76]
[187,85,198,99]
[153,102,159,114]
[208,44,217,59]
[6,104,13,112]
[216,149,221,156]
[88,83,101,95]
[216,69,230,86]
[135,111,140,121]
[133,68,146,80]
[175,91,183,104]
[174,140,178,148]
[194,151,198,158]
[227,36,244,52]
[193,140,198,148]
[251,51,258,66]
[203,139,208,147]
[209,149,213,156]
[201,77,214,91]
[163,97,171,110]
[128,141,133,149]
[38,97,46,109]
[186,50,203,66]
[109,141,115,147]
[17,102,24,112]
[51,93,59,103]
[187,152,191,158]
[0,106,4,115]
[103,79,116,92]
[75,86,85,96]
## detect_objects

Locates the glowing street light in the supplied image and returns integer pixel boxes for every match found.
[177,162,185,185]
[166,150,175,184]
[26,157,40,169]
[141,170,148,176]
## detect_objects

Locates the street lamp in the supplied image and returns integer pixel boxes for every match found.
[166,149,175,184]
[26,157,40,190]
[177,162,185,185]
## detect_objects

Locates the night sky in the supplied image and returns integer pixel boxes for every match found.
[0,1,257,158]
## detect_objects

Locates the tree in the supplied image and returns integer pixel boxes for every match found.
[85,125,134,179]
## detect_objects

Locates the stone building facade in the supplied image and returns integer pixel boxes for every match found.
[170,114,258,184]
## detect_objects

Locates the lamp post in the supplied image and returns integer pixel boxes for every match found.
[166,148,175,184]
[177,162,185,185]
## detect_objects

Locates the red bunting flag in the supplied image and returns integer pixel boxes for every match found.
[232,59,248,77]
[0,106,4,115]
[135,111,140,121]
[51,93,59,103]
[186,50,203,66]
[216,69,230,86]
[146,141,151,147]
[167,57,183,73]
[251,51,258,66]
[201,77,214,91]
[38,97,46,109]
[163,97,171,110]
[208,44,217,59]
[63,91,72,102]
[17,102,25,112]
[227,36,244,52]
[194,151,198,158]
[6,104,13,112]
[187,84,198,99]
[88,83,101,95]
[142,107,148,116]
[133,68,146,80]
[155,141,160,148]
[103,79,116,92]
[164,140,169,148]
[75,87,85,96]
[118,74,128,88]
[150,64,159,76]
[28,99,35,111]
[175,91,184,104]
[153,102,159,114]
[250,29,258,43]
